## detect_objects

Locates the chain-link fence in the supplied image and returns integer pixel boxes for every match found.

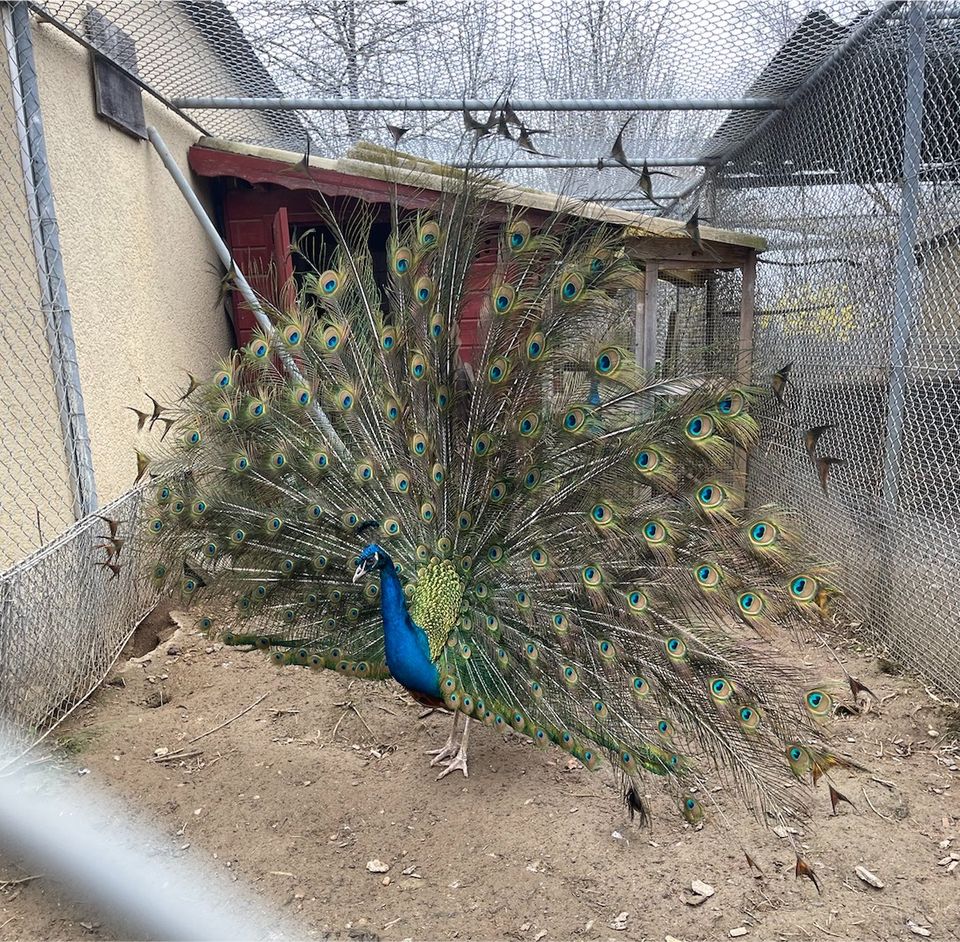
[1,0,957,756]
[692,4,960,697]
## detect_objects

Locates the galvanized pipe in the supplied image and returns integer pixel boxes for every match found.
[145,126,349,459]
[5,1,98,517]
[452,157,713,169]
[172,95,784,113]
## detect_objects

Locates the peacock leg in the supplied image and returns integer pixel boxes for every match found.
[427,710,462,765]
[435,717,470,780]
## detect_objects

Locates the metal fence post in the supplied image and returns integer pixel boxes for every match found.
[4,1,97,517]
[881,4,926,516]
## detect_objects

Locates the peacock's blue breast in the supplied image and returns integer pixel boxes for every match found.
[383,617,442,699]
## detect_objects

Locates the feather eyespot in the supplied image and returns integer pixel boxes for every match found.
[321,325,344,352]
[214,370,232,389]
[335,387,355,411]
[515,589,531,609]
[283,324,302,346]
[561,665,579,686]
[626,589,647,612]
[589,502,614,527]
[487,544,504,563]
[694,563,720,588]
[709,677,734,702]
[523,467,542,490]
[392,248,413,274]
[419,221,440,246]
[232,455,250,472]
[631,676,650,698]
[517,410,541,437]
[203,542,218,557]
[391,471,410,493]
[789,574,818,601]
[191,500,207,515]
[598,639,616,661]
[457,510,473,531]
[380,326,398,351]
[489,480,508,503]
[432,463,445,484]
[559,271,585,302]
[681,796,703,823]
[147,517,163,534]
[487,356,510,385]
[634,447,661,472]
[594,347,622,376]
[248,339,269,360]
[312,450,330,470]
[230,528,246,543]
[354,461,375,482]
[473,432,495,456]
[409,351,428,381]
[410,432,430,455]
[665,636,687,659]
[525,330,546,361]
[561,407,588,433]
[738,706,761,730]
[382,518,401,537]
[748,521,777,546]
[552,612,569,635]
[414,276,434,304]
[185,430,201,446]
[318,270,340,295]
[218,407,233,423]
[485,614,500,634]
[581,565,604,588]
[737,591,765,616]
[530,547,549,568]
[642,520,668,544]
[696,483,726,510]
[492,284,516,315]
[717,390,745,415]
[341,511,360,528]
[436,536,452,556]
[506,220,530,250]
[685,414,715,440]
[420,501,435,523]
[525,642,539,662]
[804,689,832,717]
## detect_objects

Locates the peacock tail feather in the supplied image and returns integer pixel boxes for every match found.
[139,178,856,830]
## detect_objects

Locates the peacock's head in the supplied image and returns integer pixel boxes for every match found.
[353,542,387,582]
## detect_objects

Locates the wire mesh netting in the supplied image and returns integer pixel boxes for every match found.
[1,0,958,758]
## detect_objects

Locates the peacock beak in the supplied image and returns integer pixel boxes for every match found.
[352,563,365,583]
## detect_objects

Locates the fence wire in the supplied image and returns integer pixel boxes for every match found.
[1,0,958,760]
[696,4,960,697]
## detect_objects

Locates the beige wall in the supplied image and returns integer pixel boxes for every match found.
[0,31,76,567]
[29,20,233,508]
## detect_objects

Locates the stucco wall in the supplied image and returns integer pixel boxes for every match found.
[30,20,233,508]
[0,31,76,567]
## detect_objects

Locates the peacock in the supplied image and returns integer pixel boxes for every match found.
[136,173,863,857]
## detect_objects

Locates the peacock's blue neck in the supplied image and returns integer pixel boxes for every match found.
[377,554,442,699]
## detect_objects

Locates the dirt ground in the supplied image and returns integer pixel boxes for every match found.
[1,611,958,942]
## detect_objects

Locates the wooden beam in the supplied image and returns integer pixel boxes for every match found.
[734,252,758,494]
[638,261,659,375]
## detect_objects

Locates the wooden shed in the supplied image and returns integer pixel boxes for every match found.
[188,137,764,372]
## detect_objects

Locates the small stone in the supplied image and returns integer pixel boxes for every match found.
[154,747,169,757]
[205,646,214,654]
[584,920,594,931]
[611,830,624,841]
[382,876,390,886]
[729,929,748,938]
[519,923,530,932]
[855,865,885,889]
[665,937,684,942]
[534,931,547,941]
[609,912,629,931]
[691,880,715,898]
[194,808,202,816]
[906,921,931,937]
[366,859,390,873]
[772,825,789,838]
[166,645,181,656]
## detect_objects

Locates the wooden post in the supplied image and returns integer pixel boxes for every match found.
[735,252,757,493]
[637,260,659,375]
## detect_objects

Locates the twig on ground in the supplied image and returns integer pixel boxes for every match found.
[0,874,42,890]
[187,693,269,745]
[151,749,204,763]
[862,785,892,820]
[813,922,841,938]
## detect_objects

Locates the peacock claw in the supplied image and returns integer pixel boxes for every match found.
[435,746,468,780]
[427,738,459,764]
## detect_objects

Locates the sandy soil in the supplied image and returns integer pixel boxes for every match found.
[1,611,958,942]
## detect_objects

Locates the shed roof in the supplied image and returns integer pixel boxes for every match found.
[189,135,766,267]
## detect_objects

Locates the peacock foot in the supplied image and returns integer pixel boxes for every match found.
[427,710,462,765]
[434,717,470,780]
[435,742,468,780]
